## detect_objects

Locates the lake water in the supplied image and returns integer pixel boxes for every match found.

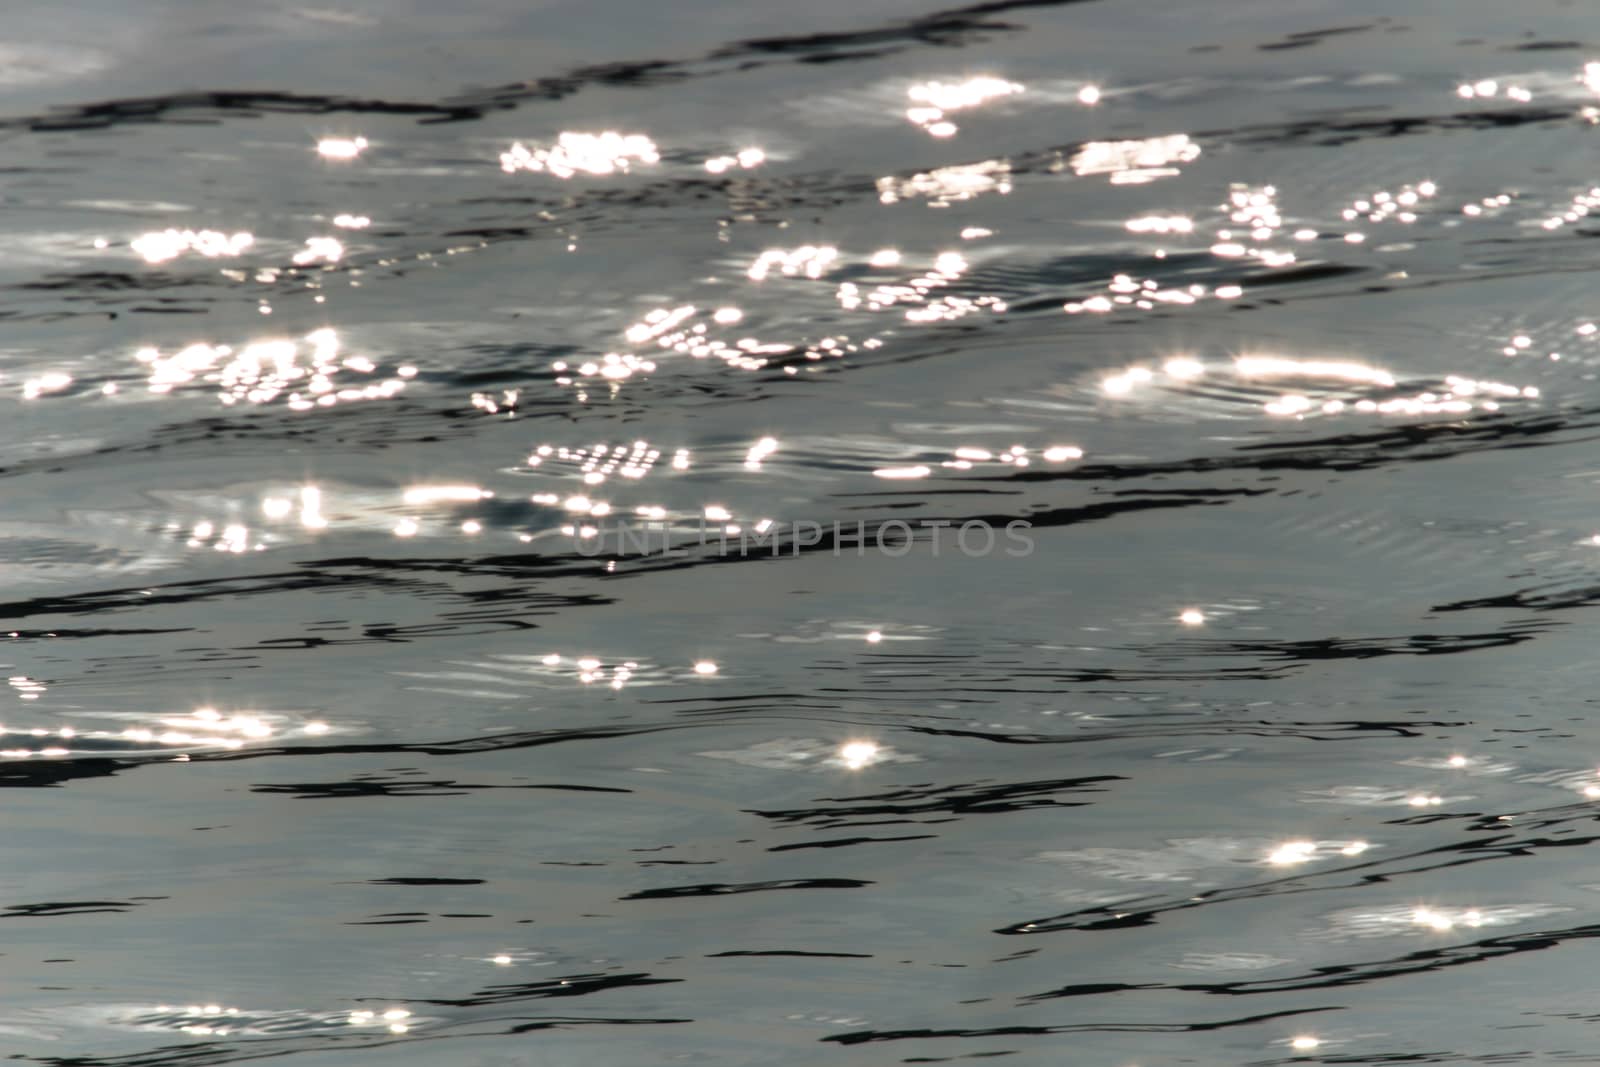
[5,1,1600,1063]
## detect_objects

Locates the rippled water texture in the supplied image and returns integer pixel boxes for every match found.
[7,0,1600,1062]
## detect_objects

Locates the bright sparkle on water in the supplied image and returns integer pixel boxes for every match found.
[403,486,488,505]
[131,229,253,264]
[904,76,1022,136]
[839,740,881,769]
[1266,840,1315,865]
[15,14,1600,1064]
[705,147,765,173]
[500,132,659,178]
[316,136,368,159]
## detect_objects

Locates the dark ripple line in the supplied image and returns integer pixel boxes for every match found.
[250,778,633,799]
[621,878,872,900]
[996,818,1600,938]
[0,0,1098,133]
[821,1006,1336,1044]
[750,776,1119,830]
[15,1015,692,1067]
[1020,919,1600,1002]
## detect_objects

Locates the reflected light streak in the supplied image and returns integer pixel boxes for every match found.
[133,329,406,409]
[873,465,931,479]
[747,245,838,281]
[500,132,659,178]
[904,77,1022,136]
[1070,134,1199,184]
[22,372,71,400]
[879,160,1011,205]
[131,229,252,264]
[317,136,368,159]
[744,436,780,470]
[704,147,765,173]
[0,706,337,760]
[1267,840,1315,866]
[403,486,489,506]
[1127,215,1193,234]
[291,237,344,266]
[1235,357,1396,388]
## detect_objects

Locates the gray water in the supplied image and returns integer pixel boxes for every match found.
[6,0,1600,1063]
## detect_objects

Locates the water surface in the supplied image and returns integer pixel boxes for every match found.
[5,0,1600,1063]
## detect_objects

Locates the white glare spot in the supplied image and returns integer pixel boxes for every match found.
[317,136,369,160]
[299,486,328,529]
[499,132,659,179]
[403,485,487,505]
[693,660,718,675]
[1267,840,1315,865]
[292,237,344,265]
[839,740,880,769]
[131,230,252,264]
